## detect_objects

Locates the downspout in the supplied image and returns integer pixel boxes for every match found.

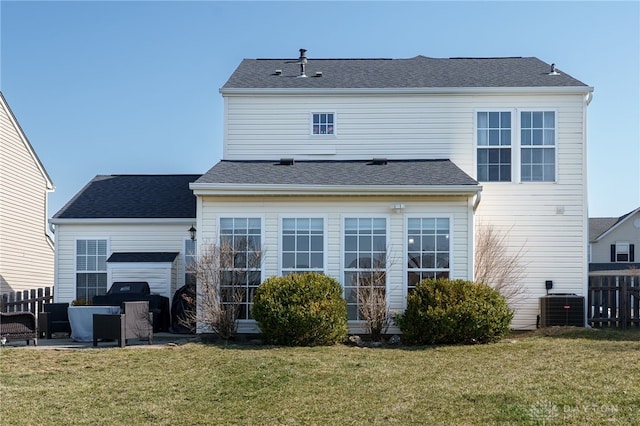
[472,190,482,212]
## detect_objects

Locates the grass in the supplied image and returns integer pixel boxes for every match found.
[1,328,639,425]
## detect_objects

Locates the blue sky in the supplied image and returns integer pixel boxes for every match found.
[1,1,638,218]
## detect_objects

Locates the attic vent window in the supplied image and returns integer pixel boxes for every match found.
[371,158,388,165]
[275,69,282,75]
[279,158,295,166]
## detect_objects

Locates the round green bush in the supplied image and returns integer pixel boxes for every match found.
[395,278,513,345]
[252,272,348,346]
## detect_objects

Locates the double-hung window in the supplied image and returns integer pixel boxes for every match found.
[343,217,387,321]
[521,111,556,182]
[407,218,450,292]
[76,239,108,302]
[612,242,635,263]
[312,113,334,135]
[282,218,324,275]
[477,111,511,182]
[219,218,262,320]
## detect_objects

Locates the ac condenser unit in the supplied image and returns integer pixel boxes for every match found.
[539,294,585,327]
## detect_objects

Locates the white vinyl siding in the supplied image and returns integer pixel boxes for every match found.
[0,97,54,294]
[51,222,194,304]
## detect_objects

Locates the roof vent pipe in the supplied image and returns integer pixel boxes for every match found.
[549,63,560,75]
[298,48,307,78]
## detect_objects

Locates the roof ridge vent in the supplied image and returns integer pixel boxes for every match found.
[279,158,295,166]
[371,158,388,165]
[297,48,307,78]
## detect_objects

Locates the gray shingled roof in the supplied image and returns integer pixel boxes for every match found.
[107,252,179,263]
[53,174,200,219]
[222,55,589,90]
[589,217,620,242]
[194,159,477,187]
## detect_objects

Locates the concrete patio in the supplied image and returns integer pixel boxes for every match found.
[0,332,198,350]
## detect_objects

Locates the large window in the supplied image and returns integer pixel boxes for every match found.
[477,111,511,182]
[282,218,324,275]
[76,239,107,302]
[407,218,450,291]
[219,218,262,320]
[521,111,556,182]
[343,217,387,320]
[312,113,334,135]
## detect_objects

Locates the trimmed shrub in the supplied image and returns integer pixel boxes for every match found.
[395,278,513,345]
[252,272,348,346]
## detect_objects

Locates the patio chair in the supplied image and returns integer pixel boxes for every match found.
[0,311,38,345]
[92,301,153,348]
[38,303,71,339]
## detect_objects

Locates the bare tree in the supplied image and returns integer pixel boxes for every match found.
[355,251,393,342]
[474,223,526,305]
[180,239,262,340]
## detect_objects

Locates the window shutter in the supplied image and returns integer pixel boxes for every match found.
[630,244,635,262]
[610,244,616,262]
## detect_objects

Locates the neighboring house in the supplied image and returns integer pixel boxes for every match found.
[49,174,200,304]
[52,50,594,332]
[0,92,55,294]
[589,207,640,275]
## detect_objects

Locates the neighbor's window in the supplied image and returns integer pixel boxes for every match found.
[611,243,635,262]
[477,111,511,182]
[76,239,108,302]
[343,217,387,320]
[219,218,262,320]
[521,111,556,182]
[312,113,334,135]
[184,239,197,286]
[407,218,450,292]
[282,218,324,275]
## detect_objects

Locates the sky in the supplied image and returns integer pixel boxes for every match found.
[1,0,638,219]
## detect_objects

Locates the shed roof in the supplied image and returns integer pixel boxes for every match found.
[52,174,200,219]
[194,159,478,188]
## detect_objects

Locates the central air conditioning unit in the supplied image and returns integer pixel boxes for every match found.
[539,294,585,327]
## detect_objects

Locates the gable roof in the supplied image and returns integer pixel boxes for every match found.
[52,174,200,220]
[589,206,640,242]
[222,55,590,91]
[192,159,479,196]
[0,92,54,189]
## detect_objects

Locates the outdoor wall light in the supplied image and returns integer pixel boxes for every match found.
[188,225,196,241]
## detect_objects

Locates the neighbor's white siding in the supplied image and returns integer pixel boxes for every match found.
[196,194,472,334]
[590,210,640,264]
[53,222,191,304]
[0,95,54,294]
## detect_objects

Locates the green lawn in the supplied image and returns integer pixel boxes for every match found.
[1,328,639,425]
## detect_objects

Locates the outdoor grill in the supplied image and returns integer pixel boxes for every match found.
[92,282,170,332]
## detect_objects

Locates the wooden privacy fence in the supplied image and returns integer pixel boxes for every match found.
[588,275,640,329]
[1,287,53,319]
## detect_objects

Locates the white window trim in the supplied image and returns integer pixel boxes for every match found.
[74,237,110,300]
[615,241,630,262]
[516,108,558,183]
[310,111,337,136]
[474,108,559,184]
[340,214,390,323]
[474,109,515,184]
[183,237,197,286]
[278,214,328,277]
[217,215,265,323]
[403,214,454,308]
